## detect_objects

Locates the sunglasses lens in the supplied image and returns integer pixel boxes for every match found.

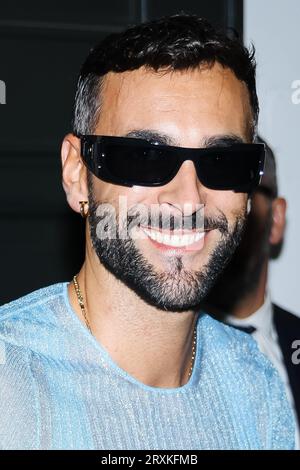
[195,147,263,191]
[105,143,178,185]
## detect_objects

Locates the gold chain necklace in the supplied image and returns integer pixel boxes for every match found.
[72,274,197,379]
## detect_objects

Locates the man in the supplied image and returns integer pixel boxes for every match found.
[202,138,300,445]
[0,15,295,449]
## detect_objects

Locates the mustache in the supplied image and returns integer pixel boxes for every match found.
[126,212,229,235]
[89,199,229,236]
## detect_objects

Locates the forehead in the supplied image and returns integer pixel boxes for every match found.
[97,63,252,143]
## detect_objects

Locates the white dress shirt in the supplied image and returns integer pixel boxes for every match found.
[225,291,299,449]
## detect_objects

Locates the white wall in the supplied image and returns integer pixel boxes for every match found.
[245,0,300,315]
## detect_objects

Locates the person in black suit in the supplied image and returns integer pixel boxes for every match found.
[202,137,300,444]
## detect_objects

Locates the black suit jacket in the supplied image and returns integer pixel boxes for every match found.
[273,304,300,426]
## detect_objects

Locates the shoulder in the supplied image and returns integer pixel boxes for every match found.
[0,282,68,350]
[200,312,295,389]
[0,282,69,448]
[0,282,67,319]
[199,312,264,361]
[0,282,68,404]
[0,282,67,320]
[199,314,295,449]
[199,313,281,384]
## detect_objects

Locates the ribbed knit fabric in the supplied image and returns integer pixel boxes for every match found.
[0,282,295,450]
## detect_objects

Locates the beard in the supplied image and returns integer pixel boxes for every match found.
[87,178,246,312]
[202,201,273,317]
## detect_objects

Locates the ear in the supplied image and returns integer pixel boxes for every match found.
[61,133,88,214]
[269,197,287,245]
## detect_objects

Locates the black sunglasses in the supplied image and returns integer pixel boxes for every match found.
[79,135,265,192]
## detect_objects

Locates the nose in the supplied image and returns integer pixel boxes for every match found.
[157,160,204,216]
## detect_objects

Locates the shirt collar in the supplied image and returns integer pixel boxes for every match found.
[225,290,274,336]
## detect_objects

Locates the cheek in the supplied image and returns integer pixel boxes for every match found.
[90,179,158,217]
[207,190,247,222]
[225,192,247,212]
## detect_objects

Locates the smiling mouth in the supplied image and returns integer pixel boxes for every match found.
[140,226,206,249]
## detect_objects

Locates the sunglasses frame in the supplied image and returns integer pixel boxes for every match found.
[79,134,265,192]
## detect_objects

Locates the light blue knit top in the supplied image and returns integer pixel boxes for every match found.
[0,282,295,450]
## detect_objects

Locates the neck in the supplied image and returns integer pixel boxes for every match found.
[230,261,268,319]
[68,237,198,388]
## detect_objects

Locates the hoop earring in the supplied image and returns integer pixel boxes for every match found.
[79,200,89,218]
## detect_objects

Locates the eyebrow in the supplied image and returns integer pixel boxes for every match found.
[203,134,245,147]
[124,130,175,145]
[123,129,246,147]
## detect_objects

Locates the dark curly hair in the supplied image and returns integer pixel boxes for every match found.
[73,14,258,140]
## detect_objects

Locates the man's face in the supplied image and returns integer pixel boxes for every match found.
[87,64,252,311]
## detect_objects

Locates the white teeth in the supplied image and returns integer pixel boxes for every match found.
[153,231,159,241]
[143,229,204,247]
[171,234,180,245]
